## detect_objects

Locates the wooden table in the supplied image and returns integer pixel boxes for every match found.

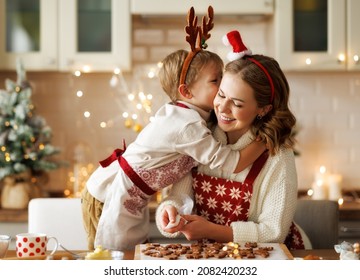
[290,249,339,260]
[3,249,338,260]
[2,250,134,260]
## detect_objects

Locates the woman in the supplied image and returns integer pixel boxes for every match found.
[82,26,265,251]
[156,31,310,250]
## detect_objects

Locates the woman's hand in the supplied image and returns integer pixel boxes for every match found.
[179,215,214,240]
[180,214,233,242]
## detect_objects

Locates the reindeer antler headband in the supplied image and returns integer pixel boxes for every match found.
[223,30,275,104]
[179,6,214,86]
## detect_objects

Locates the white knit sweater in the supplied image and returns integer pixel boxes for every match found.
[156,126,299,244]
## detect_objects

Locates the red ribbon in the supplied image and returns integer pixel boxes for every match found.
[99,141,156,196]
[175,102,190,109]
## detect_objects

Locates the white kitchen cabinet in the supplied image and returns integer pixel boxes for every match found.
[131,0,274,15]
[347,0,360,71]
[275,0,360,71]
[0,0,58,71]
[59,0,131,72]
[0,0,131,72]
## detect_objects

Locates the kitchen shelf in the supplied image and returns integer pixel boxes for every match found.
[0,209,28,223]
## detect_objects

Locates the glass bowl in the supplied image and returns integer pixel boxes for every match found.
[0,235,11,258]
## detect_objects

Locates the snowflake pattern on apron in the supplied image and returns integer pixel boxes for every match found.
[192,151,304,250]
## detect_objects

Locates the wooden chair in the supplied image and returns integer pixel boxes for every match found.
[28,198,88,250]
[294,199,339,249]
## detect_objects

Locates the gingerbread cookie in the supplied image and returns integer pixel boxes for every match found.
[141,241,273,260]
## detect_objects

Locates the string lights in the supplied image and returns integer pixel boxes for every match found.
[64,64,162,196]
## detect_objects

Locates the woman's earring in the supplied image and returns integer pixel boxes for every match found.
[257,115,263,120]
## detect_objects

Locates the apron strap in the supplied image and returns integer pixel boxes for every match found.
[99,143,156,196]
[244,151,269,185]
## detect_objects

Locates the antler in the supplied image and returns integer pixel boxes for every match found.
[184,7,199,52]
[200,6,214,49]
[179,6,215,86]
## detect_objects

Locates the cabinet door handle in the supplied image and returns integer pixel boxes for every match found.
[340,226,360,233]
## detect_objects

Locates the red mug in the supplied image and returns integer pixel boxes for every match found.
[16,233,58,258]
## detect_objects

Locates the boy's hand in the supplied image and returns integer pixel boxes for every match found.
[161,205,187,233]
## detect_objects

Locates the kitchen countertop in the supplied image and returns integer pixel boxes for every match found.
[0,201,159,223]
[1,199,360,223]
[339,201,360,220]
[2,248,340,260]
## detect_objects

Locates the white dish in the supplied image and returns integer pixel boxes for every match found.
[77,250,124,260]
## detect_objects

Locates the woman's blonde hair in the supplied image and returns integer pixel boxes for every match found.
[225,55,296,155]
[159,49,223,102]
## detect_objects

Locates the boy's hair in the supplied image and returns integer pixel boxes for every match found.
[159,49,223,102]
[225,54,296,155]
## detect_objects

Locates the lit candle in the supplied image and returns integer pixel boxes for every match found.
[312,180,327,200]
[315,165,327,182]
[328,173,343,201]
[312,166,328,200]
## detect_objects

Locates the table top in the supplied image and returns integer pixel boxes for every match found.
[2,199,359,223]
[2,249,339,260]
[2,250,135,260]
[290,249,339,260]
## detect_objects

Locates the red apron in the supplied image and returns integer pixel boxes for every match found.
[192,151,304,250]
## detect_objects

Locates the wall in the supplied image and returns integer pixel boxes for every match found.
[0,15,359,194]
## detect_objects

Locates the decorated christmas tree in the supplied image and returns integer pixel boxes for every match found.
[0,59,62,181]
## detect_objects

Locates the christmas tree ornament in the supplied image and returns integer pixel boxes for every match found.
[133,123,143,133]
[124,118,133,128]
